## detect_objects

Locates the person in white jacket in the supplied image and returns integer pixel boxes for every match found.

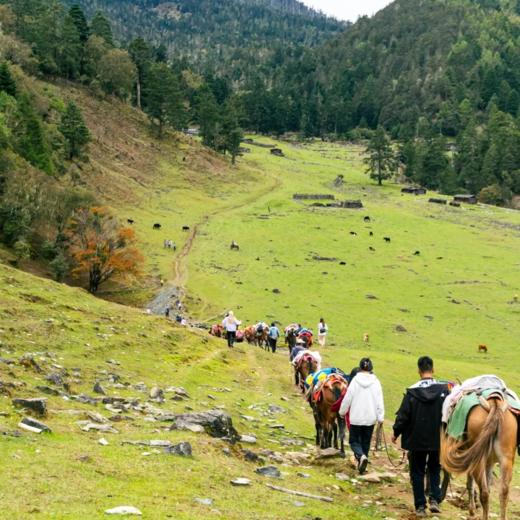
[339,357,384,474]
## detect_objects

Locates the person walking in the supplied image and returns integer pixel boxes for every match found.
[222,311,241,348]
[339,358,384,474]
[267,322,280,353]
[391,356,450,518]
[317,318,328,347]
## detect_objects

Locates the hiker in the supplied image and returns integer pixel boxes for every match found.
[317,317,328,347]
[222,311,241,348]
[391,356,450,518]
[165,306,170,318]
[268,322,280,353]
[339,358,384,474]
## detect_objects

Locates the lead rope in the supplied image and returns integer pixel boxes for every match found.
[379,427,407,468]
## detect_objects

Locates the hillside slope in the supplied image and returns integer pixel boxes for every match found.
[63,0,345,77]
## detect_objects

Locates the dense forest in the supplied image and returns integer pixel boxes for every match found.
[60,0,345,81]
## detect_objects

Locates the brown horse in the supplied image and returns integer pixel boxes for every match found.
[295,352,319,393]
[314,374,348,453]
[441,395,518,520]
[244,325,256,344]
[209,324,224,337]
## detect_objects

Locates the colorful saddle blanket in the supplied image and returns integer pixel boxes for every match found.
[447,388,520,440]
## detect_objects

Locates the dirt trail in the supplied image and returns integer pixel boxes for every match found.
[148,173,282,318]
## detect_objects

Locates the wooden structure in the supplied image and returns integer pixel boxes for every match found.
[293,194,335,200]
[454,194,477,204]
[429,198,447,205]
[401,186,427,195]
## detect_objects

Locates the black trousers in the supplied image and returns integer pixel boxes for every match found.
[409,450,441,510]
[349,424,374,461]
[226,330,236,347]
[268,337,277,353]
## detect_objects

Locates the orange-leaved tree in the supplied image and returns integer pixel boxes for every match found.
[66,207,144,293]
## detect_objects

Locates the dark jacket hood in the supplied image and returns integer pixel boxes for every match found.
[407,384,448,404]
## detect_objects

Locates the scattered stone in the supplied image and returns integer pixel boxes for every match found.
[46,373,64,386]
[74,394,100,405]
[335,473,350,482]
[98,438,109,446]
[297,472,310,479]
[166,387,190,400]
[268,404,285,414]
[268,424,285,430]
[149,386,164,402]
[366,294,378,300]
[256,466,281,478]
[316,447,341,459]
[18,417,51,433]
[194,498,213,506]
[12,397,47,416]
[164,442,192,457]
[359,473,381,483]
[36,385,60,396]
[79,422,118,433]
[293,501,305,507]
[133,383,147,392]
[243,449,261,462]
[395,325,407,333]
[93,382,106,395]
[169,410,239,442]
[230,478,251,486]
[105,506,142,516]
[240,435,257,444]
[86,411,108,424]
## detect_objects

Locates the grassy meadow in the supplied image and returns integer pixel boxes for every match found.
[1,86,520,518]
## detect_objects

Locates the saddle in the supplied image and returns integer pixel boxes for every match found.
[312,373,347,408]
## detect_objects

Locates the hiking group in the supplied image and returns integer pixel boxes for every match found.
[294,351,520,519]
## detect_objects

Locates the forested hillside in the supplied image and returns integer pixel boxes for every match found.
[60,0,345,80]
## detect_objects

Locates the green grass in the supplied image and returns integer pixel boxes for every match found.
[2,89,520,518]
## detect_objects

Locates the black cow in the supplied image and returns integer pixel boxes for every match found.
[182,225,190,232]
[369,231,374,236]
[414,251,421,256]
[350,231,357,236]
[153,223,161,230]
[364,216,371,222]
[230,241,240,251]
[369,246,376,252]
[384,237,391,243]
[127,219,135,225]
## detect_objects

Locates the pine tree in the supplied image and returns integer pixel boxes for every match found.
[59,101,90,160]
[196,85,219,149]
[58,14,82,79]
[0,63,17,97]
[68,5,89,44]
[129,38,153,110]
[91,12,113,47]
[364,126,396,186]
[221,102,243,164]
[144,63,184,138]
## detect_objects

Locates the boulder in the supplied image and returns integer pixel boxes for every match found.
[46,372,64,386]
[18,417,51,433]
[193,498,213,506]
[230,478,251,486]
[93,382,106,395]
[164,441,192,457]
[169,410,239,442]
[12,398,47,416]
[255,466,281,478]
[240,435,257,444]
[149,386,164,402]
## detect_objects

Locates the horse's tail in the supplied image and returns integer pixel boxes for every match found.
[441,399,504,479]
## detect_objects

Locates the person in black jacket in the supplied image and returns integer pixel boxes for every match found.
[392,357,450,518]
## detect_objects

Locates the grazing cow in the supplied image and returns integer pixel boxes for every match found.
[369,231,374,236]
[182,225,190,232]
[363,333,369,343]
[230,241,240,251]
[127,219,135,225]
[369,246,375,252]
[384,237,391,243]
[364,216,371,222]
[478,344,488,353]
[350,231,357,236]
[414,250,421,256]
[153,223,161,230]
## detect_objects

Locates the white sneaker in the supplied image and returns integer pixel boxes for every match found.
[358,454,368,474]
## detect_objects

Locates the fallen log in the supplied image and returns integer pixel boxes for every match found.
[265,483,333,503]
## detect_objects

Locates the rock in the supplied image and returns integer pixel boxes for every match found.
[105,506,142,515]
[268,404,285,414]
[46,372,64,386]
[87,411,108,424]
[268,424,285,430]
[79,422,118,433]
[240,435,257,444]
[242,449,261,462]
[149,386,164,402]
[256,466,281,478]
[98,438,109,446]
[133,383,147,392]
[194,498,213,506]
[164,441,192,457]
[18,417,51,433]
[93,382,106,395]
[395,325,407,333]
[293,501,305,507]
[12,398,47,416]
[169,410,239,442]
[359,472,381,483]
[297,472,310,479]
[74,394,100,405]
[335,473,350,482]
[316,447,341,459]
[230,478,251,486]
[36,385,60,396]
[166,387,190,400]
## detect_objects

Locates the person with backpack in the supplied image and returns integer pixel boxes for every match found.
[222,311,241,348]
[339,358,384,474]
[268,322,280,353]
[317,318,328,347]
[391,356,450,518]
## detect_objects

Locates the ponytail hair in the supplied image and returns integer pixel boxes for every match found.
[359,357,373,372]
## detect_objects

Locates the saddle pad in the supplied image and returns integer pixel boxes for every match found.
[447,389,520,440]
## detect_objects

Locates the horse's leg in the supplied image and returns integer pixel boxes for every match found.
[338,417,346,455]
[499,455,514,520]
[333,419,338,450]
[467,475,477,519]
[477,471,490,520]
